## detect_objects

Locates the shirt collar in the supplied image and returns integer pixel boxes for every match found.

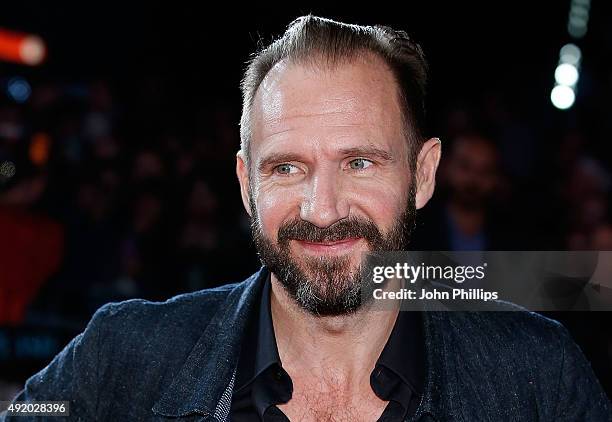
[152,266,458,421]
[234,274,293,420]
[234,273,282,391]
[236,274,426,392]
[376,309,425,396]
[235,274,426,420]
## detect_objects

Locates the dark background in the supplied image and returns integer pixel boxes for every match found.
[1,0,611,401]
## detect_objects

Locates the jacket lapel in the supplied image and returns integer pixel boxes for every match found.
[152,267,268,419]
[412,306,465,422]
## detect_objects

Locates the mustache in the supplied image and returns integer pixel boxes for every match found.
[277,216,383,246]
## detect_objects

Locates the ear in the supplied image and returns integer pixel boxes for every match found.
[236,150,252,217]
[415,137,442,210]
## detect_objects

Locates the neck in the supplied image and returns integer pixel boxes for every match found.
[269,273,399,389]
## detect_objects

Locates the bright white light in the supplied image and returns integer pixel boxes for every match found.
[555,63,579,86]
[560,43,581,65]
[19,36,46,66]
[551,85,576,109]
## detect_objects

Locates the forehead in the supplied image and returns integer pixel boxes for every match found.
[250,54,405,153]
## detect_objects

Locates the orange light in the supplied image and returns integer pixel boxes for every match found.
[30,132,51,166]
[0,28,46,66]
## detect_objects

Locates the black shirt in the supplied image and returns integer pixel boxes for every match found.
[230,276,425,421]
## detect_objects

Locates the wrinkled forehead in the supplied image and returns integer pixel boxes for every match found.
[250,55,406,151]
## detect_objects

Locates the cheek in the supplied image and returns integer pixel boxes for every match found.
[254,186,302,240]
[346,178,409,227]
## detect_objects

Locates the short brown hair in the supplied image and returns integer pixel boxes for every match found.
[240,15,429,166]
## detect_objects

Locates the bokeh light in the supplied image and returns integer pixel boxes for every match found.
[559,43,581,65]
[550,85,576,110]
[6,77,31,103]
[554,63,579,87]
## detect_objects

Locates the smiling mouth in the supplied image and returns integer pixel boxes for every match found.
[294,237,363,254]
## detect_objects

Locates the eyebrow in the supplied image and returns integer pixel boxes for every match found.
[256,145,394,173]
[257,152,303,173]
[337,146,394,162]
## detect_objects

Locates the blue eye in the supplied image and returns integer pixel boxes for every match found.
[348,158,373,170]
[275,163,298,175]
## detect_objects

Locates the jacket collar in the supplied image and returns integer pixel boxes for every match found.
[152,267,267,418]
[152,267,458,421]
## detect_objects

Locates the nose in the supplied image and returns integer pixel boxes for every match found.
[299,169,349,228]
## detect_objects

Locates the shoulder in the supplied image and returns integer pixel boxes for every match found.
[450,300,563,334]
[89,282,241,345]
[423,280,565,345]
[422,278,566,349]
[73,281,248,405]
[8,279,258,420]
[435,307,590,409]
[97,282,239,322]
[435,307,611,419]
[438,303,567,361]
[429,300,571,391]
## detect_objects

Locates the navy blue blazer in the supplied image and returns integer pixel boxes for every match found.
[3,267,611,421]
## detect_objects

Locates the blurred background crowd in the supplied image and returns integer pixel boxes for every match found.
[1,1,612,401]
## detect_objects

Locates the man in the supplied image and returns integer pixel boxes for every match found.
[3,15,611,422]
[413,134,522,252]
[440,135,502,250]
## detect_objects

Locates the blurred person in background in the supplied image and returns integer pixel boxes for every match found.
[413,133,522,251]
[563,157,611,250]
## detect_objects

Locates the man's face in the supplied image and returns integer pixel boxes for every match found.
[238,56,426,316]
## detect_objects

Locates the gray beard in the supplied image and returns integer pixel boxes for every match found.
[249,184,416,316]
